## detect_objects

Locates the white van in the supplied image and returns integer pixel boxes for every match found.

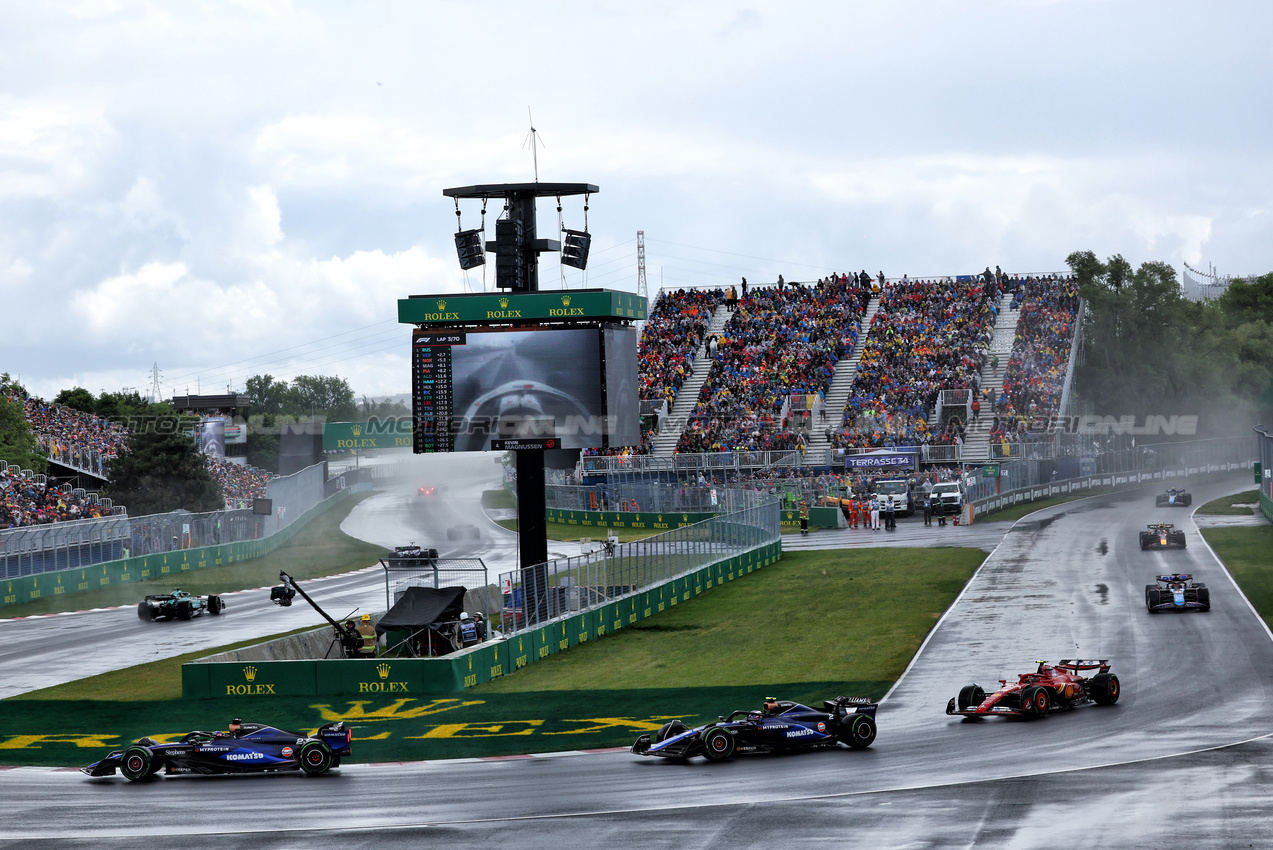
[929,482,963,513]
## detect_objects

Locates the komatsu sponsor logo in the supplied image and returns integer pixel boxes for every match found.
[785,727,816,738]
[225,752,266,761]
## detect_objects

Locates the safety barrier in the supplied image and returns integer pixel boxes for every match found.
[1255,426,1273,522]
[972,458,1256,519]
[0,485,367,611]
[180,540,782,699]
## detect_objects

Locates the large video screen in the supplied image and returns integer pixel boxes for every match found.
[412,325,639,453]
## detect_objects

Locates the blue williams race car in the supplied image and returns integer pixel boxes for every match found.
[82,720,352,780]
[1155,488,1192,507]
[631,696,877,761]
[1146,574,1210,613]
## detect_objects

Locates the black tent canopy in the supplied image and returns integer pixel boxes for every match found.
[375,586,467,636]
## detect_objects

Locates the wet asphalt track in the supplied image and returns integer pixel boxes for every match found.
[3,471,1271,848]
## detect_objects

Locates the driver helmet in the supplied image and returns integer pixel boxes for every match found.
[763,696,779,712]
[228,718,242,734]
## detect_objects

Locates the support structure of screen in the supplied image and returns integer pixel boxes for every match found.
[412,325,637,453]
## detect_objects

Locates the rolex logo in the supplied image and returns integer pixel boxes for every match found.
[377,663,391,680]
[243,665,257,682]
[351,424,362,437]
[499,296,509,309]
[561,294,571,307]
[436,299,447,310]
[682,514,689,522]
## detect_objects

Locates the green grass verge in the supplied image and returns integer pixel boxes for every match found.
[481,488,515,510]
[1203,525,1273,633]
[1198,489,1260,515]
[0,492,385,618]
[979,491,1113,523]
[474,546,985,691]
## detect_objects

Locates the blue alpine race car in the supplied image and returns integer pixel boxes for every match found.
[1146,574,1210,613]
[631,696,878,761]
[81,721,352,780]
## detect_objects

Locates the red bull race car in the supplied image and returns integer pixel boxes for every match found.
[946,660,1120,720]
[631,695,878,761]
[82,720,352,780]
[1140,522,1186,550]
[1146,573,1210,613]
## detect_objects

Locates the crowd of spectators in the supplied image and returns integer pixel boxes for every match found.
[208,456,273,508]
[0,468,112,529]
[989,275,1080,454]
[829,273,999,450]
[639,287,725,411]
[677,276,867,453]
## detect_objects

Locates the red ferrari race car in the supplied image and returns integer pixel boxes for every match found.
[946,660,1120,720]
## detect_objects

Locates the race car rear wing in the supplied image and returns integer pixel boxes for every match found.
[1146,523,1176,531]
[1156,573,1193,583]
[1055,659,1111,674]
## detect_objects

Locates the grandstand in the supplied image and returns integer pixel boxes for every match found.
[622,269,1081,467]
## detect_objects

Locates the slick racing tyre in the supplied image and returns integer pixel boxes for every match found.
[299,741,334,775]
[1146,587,1161,612]
[957,684,986,711]
[1090,673,1120,705]
[841,715,877,749]
[656,720,687,743]
[1196,586,1211,611]
[176,600,193,620]
[121,746,154,782]
[702,728,736,761]
[1021,686,1050,718]
[137,602,153,622]
[207,595,223,615]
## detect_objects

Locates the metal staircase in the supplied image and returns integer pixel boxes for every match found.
[650,304,733,456]
[802,294,881,463]
[959,303,1022,463]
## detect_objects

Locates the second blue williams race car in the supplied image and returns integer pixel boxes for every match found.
[82,719,351,780]
[1146,574,1210,613]
[631,696,877,761]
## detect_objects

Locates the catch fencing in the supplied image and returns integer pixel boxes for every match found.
[499,491,780,635]
[0,462,328,581]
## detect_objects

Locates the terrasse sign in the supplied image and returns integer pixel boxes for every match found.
[841,453,916,470]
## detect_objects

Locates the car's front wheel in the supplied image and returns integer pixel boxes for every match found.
[299,741,334,775]
[702,728,736,761]
[1021,686,1050,718]
[207,595,223,615]
[957,684,985,711]
[121,746,154,781]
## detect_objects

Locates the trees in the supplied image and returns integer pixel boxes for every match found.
[245,374,356,421]
[104,413,223,515]
[0,389,47,474]
[1067,252,1273,434]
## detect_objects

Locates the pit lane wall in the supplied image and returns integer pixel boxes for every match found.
[0,484,362,611]
[1256,426,1273,522]
[972,457,1256,519]
[181,541,781,699]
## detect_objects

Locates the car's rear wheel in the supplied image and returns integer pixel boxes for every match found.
[176,600,193,620]
[121,746,153,781]
[656,720,686,743]
[957,684,985,711]
[1090,673,1120,705]
[208,595,223,615]
[702,728,736,761]
[137,602,153,622]
[1021,686,1049,718]
[1197,586,1210,611]
[842,715,876,749]
[299,741,334,775]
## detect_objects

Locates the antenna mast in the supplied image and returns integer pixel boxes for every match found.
[523,107,544,182]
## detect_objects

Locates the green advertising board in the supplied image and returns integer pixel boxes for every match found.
[323,419,414,452]
[398,289,646,326]
[983,464,1001,478]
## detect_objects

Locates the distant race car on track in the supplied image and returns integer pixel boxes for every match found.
[1155,488,1192,507]
[1140,522,1187,550]
[1146,573,1210,613]
[82,720,352,781]
[946,660,1120,720]
[137,588,223,621]
[632,696,878,761]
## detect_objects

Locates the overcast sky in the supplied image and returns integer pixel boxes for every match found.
[1,0,1269,403]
